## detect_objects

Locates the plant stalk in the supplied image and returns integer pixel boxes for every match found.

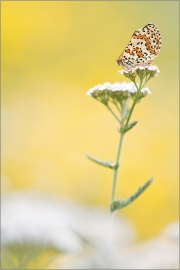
[125,80,143,127]
[110,78,144,206]
[110,133,124,204]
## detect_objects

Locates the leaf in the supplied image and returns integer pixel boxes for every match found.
[110,176,154,212]
[120,121,138,134]
[86,153,115,169]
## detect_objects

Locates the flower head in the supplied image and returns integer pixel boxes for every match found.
[86,82,151,104]
[118,65,160,80]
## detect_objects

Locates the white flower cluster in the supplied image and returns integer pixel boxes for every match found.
[119,65,160,75]
[86,82,151,97]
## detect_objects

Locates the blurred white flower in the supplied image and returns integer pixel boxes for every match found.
[2,191,135,253]
[59,221,179,269]
[74,206,136,250]
[3,192,178,269]
[2,192,83,253]
[125,221,179,269]
[160,221,179,244]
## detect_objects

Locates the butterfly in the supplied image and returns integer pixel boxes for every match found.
[116,23,161,71]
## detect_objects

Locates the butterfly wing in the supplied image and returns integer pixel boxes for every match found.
[118,23,161,70]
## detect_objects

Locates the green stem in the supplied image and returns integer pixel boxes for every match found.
[110,78,144,206]
[107,105,121,123]
[125,79,143,127]
[110,132,124,204]
[114,102,121,114]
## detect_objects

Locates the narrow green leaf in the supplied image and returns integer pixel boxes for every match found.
[120,121,138,134]
[110,176,154,212]
[86,153,115,169]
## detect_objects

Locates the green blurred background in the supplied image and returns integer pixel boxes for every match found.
[2,1,179,240]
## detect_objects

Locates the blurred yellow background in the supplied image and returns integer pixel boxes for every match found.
[2,1,179,240]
